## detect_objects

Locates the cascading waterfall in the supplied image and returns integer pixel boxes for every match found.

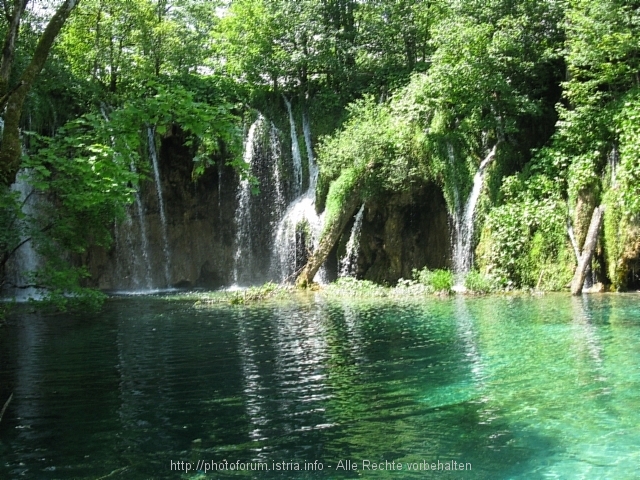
[283,97,303,196]
[113,158,153,290]
[2,119,41,300]
[269,122,287,220]
[270,103,325,283]
[232,116,263,286]
[302,110,318,189]
[451,145,497,282]
[6,170,42,300]
[119,187,154,290]
[231,106,323,286]
[270,193,324,282]
[147,126,171,286]
[339,204,365,278]
[232,115,288,286]
[101,106,155,290]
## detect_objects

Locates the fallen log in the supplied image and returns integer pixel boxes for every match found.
[571,205,605,295]
[0,393,13,424]
[296,195,362,287]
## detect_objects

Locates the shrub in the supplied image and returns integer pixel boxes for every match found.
[464,270,496,294]
[324,277,388,297]
[412,267,454,294]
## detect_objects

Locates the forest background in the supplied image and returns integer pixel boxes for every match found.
[1,0,639,309]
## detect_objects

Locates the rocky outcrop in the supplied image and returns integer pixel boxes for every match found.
[616,219,640,291]
[352,184,451,284]
[82,128,239,290]
[82,128,450,291]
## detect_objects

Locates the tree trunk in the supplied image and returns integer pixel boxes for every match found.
[0,0,80,187]
[0,0,29,97]
[296,190,363,287]
[571,205,605,295]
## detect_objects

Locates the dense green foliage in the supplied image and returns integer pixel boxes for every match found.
[476,0,640,290]
[1,0,640,304]
[0,1,243,306]
[316,0,640,291]
[412,267,454,294]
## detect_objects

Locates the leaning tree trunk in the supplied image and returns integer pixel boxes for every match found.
[296,190,363,287]
[571,205,605,295]
[0,0,80,187]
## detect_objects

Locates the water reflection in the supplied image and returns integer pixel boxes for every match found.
[1,295,640,478]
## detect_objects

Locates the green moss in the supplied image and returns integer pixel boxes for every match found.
[194,282,293,306]
[324,277,390,298]
[604,190,628,290]
[323,167,363,236]
[475,170,575,290]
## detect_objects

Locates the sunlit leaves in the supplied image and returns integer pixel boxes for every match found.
[615,91,640,216]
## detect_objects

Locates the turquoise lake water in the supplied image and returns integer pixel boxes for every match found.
[1,293,639,478]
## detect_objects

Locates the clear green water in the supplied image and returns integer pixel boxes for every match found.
[1,294,640,479]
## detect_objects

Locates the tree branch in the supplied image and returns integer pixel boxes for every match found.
[0,0,81,186]
[0,393,13,424]
[0,0,29,97]
[571,205,605,295]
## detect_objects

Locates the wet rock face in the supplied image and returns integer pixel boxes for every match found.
[82,129,239,290]
[621,222,640,290]
[356,184,452,284]
[82,126,451,290]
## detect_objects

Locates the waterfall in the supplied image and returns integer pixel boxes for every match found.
[270,102,325,283]
[302,110,317,190]
[283,97,303,196]
[451,144,497,281]
[270,193,324,282]
[114,158,153,290]
[269,122,287,220]
[147,126,171,286]
[127,189,153,289]
[231,106,323,285]
[232,116,262,285]
[339,204,365,278]
[110,149,154,290]
[5,171,43,300]
[101,107,155,290]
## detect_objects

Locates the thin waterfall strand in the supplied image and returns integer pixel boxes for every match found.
[7,170,42,300]
[232,116,263,285]
[283,97,303,197]
[302,110,317,191]
[147,126,171,286]
[270,122,286,220]
[339,204,365,277]
[452,144,498,281]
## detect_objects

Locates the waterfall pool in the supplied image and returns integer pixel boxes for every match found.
[1,293,639,478]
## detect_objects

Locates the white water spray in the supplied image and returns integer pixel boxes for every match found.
[339,204,365,278]
[270,102,325,283]
[6,171,42,300]
[283,97,303,196]
[451,144,498,281]
[232,116,263,285]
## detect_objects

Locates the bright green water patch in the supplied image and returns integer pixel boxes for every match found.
[0,294,639,478]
